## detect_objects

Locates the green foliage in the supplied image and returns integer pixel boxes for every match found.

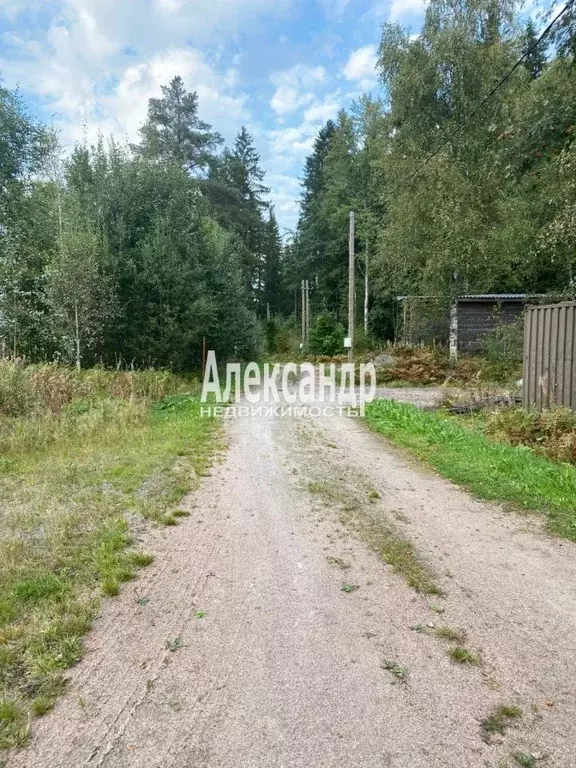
[481,704,522,739]
[483,406,576,464]
[380,659,409,683]
[308,313,346,356]
[134,75,222,171]
[482,315,524,367]
[0,77,280,368]
[293,0,576,341]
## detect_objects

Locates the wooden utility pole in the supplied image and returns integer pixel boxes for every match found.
[301,280,306,348]
[348,211,355,364]
[305,280,310,346]
[364,241,369,335]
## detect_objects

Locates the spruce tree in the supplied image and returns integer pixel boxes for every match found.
[522,20,546,79]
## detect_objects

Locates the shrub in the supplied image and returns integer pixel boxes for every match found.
[484,407,576,464]
[374,345,522,386]
[309,314,346,357]
[377,346,445,385]
[264,319,297,356]
[0,361,185,417]
[482,315,524,368]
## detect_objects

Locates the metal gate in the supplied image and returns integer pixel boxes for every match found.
[523,302,576,409]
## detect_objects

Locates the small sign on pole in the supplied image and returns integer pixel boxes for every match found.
[344,337,352,349]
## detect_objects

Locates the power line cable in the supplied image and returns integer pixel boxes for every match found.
[388,0,575,195]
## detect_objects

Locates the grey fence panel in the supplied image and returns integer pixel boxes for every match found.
[523,302,576,409]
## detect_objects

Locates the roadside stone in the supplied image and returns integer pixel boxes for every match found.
[373,352,396,368]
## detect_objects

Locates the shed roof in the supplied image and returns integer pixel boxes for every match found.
[396,294,542,302]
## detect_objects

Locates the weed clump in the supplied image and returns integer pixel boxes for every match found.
[481,704,522,742]
[381,659,409,683]
[448,646,480,665]
[484,407,576,465]
[435,626,466,644]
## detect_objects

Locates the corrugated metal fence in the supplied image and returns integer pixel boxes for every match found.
[523,302,576,409]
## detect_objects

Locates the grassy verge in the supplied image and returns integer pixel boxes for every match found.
[364,400,576,542]
[0,371,219,749]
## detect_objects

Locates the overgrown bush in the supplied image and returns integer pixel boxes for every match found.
[354,326,378,354]
[309,313,346,357]
[483,407,576,464]
[377,346,446,385]
[0,362,186,417]
[375,345,522,386]
[482,315,524,367]
[264,319,297,356]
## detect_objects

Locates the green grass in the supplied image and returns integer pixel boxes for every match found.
[481,704,523,740]
[434,626,466,644]
[0,382,219,750]
[380,659,409,683]
[365,400,576,541]
[513,754,536,767]
[448,646,480,665]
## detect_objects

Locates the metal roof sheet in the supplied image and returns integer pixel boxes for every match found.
[396,294,543,301]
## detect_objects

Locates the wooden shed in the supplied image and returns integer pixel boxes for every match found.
[398,294,536,358]
[454,295,531,354]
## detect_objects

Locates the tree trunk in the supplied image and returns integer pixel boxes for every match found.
[74,301,81,370]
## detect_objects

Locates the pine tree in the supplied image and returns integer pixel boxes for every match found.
[135,76,222,172]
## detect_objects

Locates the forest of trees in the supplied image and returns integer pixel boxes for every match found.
[1,0,576,367]
[0,76,283,368]
[291,0,576,340]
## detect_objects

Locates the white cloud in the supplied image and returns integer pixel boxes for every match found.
[108,49,247,142]
[303,97,339,123]
[364,0,428,23]
[271,87,314,116]
[389,0,428,20]
[0,0,285,147]
[319,0,352,19]
[266,173,301,230]
[344,44,377,86]
[269,122,317,159]
[270,64,326,115]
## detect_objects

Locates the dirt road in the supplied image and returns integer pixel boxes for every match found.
[9,398,576,767]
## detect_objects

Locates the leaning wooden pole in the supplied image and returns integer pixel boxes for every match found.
[301,280,306,349]
[364,241,369,335]
[348,211,355,364]
[305,280,310,346]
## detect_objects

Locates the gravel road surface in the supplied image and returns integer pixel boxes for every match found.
[9,392,576,768]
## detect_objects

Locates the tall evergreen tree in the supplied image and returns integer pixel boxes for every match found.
[134,76,222,172]
[204,127,270,311]
[262,208,283,317]
[522,19,546,79]
[294,120,336,314]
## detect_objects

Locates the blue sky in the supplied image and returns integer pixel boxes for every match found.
[0,0,548,232]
